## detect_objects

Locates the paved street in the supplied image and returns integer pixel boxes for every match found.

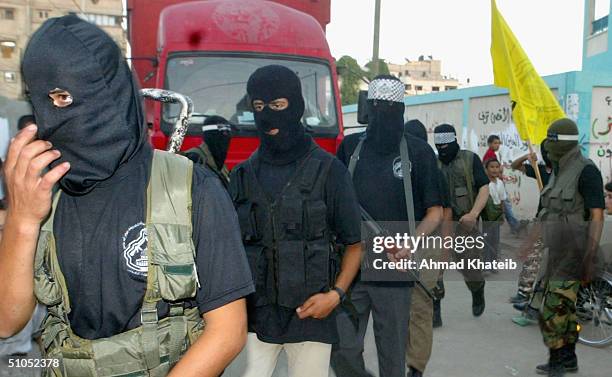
[2,227,611,377]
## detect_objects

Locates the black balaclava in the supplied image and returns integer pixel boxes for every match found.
[542,118,579,163]
[541,143,552,169]
[366,75,406,154]
[246,65,310,164]
[434,124,460,165]
[405,119,427,142]
[22,15,146,196]
[202,115,231,169]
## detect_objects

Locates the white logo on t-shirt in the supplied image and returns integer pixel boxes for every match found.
[122,222,148,277]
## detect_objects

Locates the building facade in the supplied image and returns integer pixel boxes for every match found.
[388,57,460,96]
[0,0,125,100]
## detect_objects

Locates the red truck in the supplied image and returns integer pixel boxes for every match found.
[126,0,342,167]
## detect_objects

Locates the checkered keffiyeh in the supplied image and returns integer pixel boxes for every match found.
[368,79,405,103]
[434,132,456,144]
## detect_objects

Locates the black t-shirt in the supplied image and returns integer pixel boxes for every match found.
[337,132,443,223]
[524,164,552,187]
[438,171,451,209]
[55,146,254,339]
[230,145,362,344]
[469,153,490,191]
[577,165,605,210]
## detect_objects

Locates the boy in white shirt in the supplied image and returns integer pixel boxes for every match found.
[482,159,506,271]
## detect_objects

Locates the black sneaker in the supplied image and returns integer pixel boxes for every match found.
[472,287,485,317]
[536,346,578,375]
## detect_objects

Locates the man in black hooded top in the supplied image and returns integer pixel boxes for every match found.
[433,123,490,319]
[0,16,254,377]
[228,65,362,377]
[332,76,443,377]
[183,115,232,188]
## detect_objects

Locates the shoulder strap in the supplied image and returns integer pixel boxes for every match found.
[142,150,193,370]
[459,150,475,208]
[348,135,366,177]
[147,150,193,227]
[400,137,417,236]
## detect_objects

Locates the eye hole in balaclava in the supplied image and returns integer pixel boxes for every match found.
[48,88,73,108]
[246,65,310,163]
[21,15,146,196]
[366,75,406,154]
[434,124,460,164]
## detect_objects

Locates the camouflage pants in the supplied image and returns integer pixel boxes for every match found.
[518,237,544,298]
[539,280,580,349]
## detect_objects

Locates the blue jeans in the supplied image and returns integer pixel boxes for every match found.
[503,199,520,231]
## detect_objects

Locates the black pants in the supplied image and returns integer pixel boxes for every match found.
[331,281,412,377]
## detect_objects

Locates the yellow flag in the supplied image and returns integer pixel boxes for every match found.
[490,0,565,145]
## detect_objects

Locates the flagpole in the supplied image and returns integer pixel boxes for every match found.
[527,140,544,191]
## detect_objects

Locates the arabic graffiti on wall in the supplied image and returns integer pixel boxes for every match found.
[589,87,612,183]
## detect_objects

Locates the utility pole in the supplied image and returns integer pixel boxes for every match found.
[372,0,381,76]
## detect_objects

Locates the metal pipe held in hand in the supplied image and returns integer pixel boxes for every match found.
[139,89,194,153]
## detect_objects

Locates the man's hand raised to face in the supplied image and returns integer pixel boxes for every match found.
[4,125,70,227]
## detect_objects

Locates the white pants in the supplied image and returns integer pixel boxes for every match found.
[228,333,332,377]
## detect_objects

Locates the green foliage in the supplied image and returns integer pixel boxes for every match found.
[337,55,365,105]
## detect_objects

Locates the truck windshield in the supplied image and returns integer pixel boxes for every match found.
[163,55,338,136]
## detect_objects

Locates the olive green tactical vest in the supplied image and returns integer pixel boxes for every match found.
[33,150,204,377]
[539,147,592,223]
[438,150,475,220]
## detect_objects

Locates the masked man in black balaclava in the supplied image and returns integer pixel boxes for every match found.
[183,115,232,188]
[0,15,255,377]
[534,118,604,377]
[433,124,490,319]
[332,76,443,377]
[228,65,362,377]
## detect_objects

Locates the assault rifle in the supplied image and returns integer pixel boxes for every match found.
[360,206,435,299]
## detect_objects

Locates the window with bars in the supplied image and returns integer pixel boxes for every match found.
[0,8,15,20]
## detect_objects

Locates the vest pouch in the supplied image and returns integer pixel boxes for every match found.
[90,315,182,376]
[561,186,577,214]
[245,244,270,307]
[279,196,303,237]
[149,223,197,301]
[305,240,331,297]
[277,240,307,308]
[305,200,327,240]
[454,186,471,216]
[33,235,63,306]
[236,201,262,243]
[546,188,563,213]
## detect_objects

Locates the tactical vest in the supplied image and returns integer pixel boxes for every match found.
[438,150,475,220]
[232,146,337,309]
[182,143,230,187]
[539,147,593,223]
[34,150,204,377]
[538,147,594,280]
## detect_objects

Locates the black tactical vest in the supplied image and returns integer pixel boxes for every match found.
[232,146,336,309]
